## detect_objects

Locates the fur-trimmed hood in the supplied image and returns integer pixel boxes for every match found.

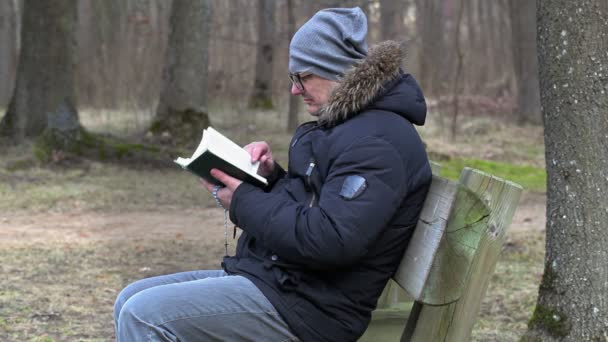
[317,40,427,128]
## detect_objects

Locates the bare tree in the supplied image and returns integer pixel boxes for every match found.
[415,0,444,97]
[0,0,81,144]
[0,0,19,107]
[380,0,404,41]
[449,0,465,140]
[509,0,541,125]
[149,0,211,145]
[522,1,608,340]
[286,0,300,132]
[249,0,275,109]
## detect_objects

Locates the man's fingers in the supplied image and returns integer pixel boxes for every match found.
[252,144,269,162]
[200,178,215,192]
[251,146,261,162]
[210,169,241,191]
[245,142,271,162]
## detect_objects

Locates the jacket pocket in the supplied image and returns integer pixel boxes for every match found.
[271,266,300,292]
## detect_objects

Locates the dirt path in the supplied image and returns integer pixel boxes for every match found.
[0,207,228,245]
[0,192,546,245]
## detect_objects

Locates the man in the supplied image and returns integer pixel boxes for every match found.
[114,7,431,341]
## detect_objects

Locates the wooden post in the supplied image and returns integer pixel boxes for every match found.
[401,168,522,341]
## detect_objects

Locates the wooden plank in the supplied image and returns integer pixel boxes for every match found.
[430,161,441,174]
[393,175,458,301]
[376,279,413,309]
[418,185,490,304]
[395,176,490,305]
[404,168,523,342]
[402,302,456,342]
[359,301,414,342]
[380,161,442,307]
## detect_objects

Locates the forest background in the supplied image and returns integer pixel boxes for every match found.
[1,0,554,341]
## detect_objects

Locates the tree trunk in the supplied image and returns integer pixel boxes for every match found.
[415,0,444,97]
[380,0,403,41]
[0,0,19,107]
[449,0,465,141]
[509,0,541,125]
[0,0,80,143]
[522,1,608,341]
[151,0,211,146]
[286,0,299,132]
[249,0,275,109]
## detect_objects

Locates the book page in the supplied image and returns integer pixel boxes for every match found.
[190,130,209,160]
[206,127,263,179]
[174,157,190,168]
[173,130,208,166]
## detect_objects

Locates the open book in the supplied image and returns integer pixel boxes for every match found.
[174,127,268,187]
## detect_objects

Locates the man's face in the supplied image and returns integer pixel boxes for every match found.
[290,74,338,115]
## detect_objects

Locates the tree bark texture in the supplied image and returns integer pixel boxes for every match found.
[415,0,444,97]
[0,0,19,107]
[449,0,465,141]
[380,0,404,41]
[76,0,171,109]
[249,0,275,109]
[509,0,542,125]
[152,0,211,145]
[523,1,608,341]
[286,0,299,132]
[0,0,79,141]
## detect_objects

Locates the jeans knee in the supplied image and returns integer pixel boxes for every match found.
[117,297,141,327]
[114,279,148,326]
[115,294,159,341]
[113,293,124,325]
[118,290,160,326]
[113,285,133,325]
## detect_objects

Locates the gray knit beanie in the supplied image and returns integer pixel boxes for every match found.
[289,7,368,81]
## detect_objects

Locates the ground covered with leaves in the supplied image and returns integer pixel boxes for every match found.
[0,113,546,341]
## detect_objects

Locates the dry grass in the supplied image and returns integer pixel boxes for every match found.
[471,228,544,341]
[0,240,228,341]
[418,113,545,168]
[0,228,544,342]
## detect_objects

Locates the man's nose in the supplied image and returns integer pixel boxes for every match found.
[291,83,304,95]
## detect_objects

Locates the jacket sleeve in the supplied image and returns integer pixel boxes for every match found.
[263,161,286,191]
[230,136,408,269]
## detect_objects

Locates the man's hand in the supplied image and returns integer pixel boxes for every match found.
[243,141,275,177]
[201,169,243,209]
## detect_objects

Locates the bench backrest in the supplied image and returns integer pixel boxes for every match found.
[394,167,522,341]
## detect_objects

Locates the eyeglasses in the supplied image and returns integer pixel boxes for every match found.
[289,72,311,91]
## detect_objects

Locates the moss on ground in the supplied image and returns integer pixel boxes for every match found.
[148,108,210,146]
[32,126,172,165]
[528,304,570,338]
[436,157,546,192]
[249,96,274,110]
[539,262,557,294]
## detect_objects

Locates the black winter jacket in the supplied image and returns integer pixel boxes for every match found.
[223,41,432,342]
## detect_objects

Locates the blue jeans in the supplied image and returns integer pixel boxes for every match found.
[114,270,300,341]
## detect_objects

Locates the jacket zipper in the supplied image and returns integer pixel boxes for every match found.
[305,158,317,207]
[290,122,319,207]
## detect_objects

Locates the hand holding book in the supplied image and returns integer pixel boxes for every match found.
[200,168,242,209]
[243,141,276,178]
[174,127,268,187]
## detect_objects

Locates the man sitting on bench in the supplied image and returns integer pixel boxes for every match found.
[113,7,431,341]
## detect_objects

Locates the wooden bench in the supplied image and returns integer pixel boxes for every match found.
[360,166,523,341]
